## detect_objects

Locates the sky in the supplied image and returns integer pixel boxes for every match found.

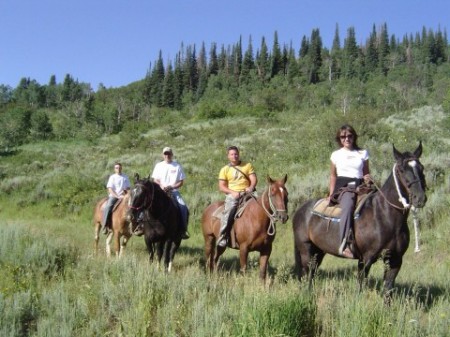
[1,0,449,91]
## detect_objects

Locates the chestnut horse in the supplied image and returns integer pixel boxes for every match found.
[292,143,427,301]
[202,175,288,281]
[93,192,135,257]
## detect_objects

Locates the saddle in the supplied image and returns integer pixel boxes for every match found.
[312,187,375,222]
[212,193,256,249]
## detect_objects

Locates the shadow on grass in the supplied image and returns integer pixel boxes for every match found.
[288,264,448,309]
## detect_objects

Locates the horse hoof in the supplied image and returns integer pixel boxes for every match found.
[341,248,354,259]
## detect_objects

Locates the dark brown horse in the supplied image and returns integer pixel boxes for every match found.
[202,175,288,281]
[93,192,134,257]
[127,174,183,272]
[293,143,427,301]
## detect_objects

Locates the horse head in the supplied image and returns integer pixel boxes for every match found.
[266,174,289,223]
[393,142,427,209]
[127,173,155,224]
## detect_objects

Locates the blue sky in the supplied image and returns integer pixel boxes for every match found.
[1,0,449,91]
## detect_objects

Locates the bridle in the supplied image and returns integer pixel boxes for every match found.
[128,182,155,211]
[370,159,424,253]
[261,185,288,236]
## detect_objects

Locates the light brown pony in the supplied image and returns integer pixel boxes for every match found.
[93,193,134,257]
[201,175,288,281]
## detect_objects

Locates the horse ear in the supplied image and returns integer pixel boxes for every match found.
[266,175,274,184]
[134,173,140,183]
[392,144,402,161]
[283,174,288,184]
[413,141,423,158]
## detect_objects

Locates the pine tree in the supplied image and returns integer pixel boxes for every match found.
[256,37,269,82]
[365,24,378,73]
[162,62,175,108]
[378,23,390,75]
[270,31,283,77]
[208,43,219,76]
[240,36,255,83]
[308,28,322,84]
[342,27,359,79]
[330,24,341,81]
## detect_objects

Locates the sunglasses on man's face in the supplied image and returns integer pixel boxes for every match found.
[340,134,353,140]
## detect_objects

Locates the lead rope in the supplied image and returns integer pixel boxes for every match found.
[261,190,278,236]
[393,164,421,253]
[412,207,421,252]
[393,164,410,208]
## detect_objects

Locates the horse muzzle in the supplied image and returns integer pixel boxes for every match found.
[275,211,289,224]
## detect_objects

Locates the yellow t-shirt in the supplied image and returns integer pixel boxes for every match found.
[218,162,255,192]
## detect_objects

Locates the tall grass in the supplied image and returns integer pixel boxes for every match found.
[0,105,449,336]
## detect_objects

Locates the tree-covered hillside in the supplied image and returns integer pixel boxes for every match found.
[1,24,450,150]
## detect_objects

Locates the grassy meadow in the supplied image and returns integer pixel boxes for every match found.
[0,106,449,336]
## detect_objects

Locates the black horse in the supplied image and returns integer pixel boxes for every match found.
[293,143,427,302]
[127,174,184,272]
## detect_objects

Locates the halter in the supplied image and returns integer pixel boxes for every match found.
[128,182,155,211]
[261,186,287,236]
[372,162,422,252]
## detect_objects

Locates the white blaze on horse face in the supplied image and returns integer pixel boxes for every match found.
[408,160,417,168]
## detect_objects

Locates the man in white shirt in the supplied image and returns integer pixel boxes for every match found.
[151,147,190,239]
[102,162,131,234]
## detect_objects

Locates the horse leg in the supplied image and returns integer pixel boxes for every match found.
[119,235,130,259]
[144,236,155,263]
[105,232,113,257]
[239,245,250,275]
[383,256,403,305]
[156,242,165,269]
[204,235,216,273]
[213,245,226,272]
[357,258,374,292]
[167,240,181,273]
[294,241,324,286]
[94,222,101,254]
[113,231,121,258]
[258,246,272,282]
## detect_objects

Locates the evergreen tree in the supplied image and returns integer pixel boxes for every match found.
[299,35,309,58]
[365,25,379,74]
[233,37,243,84]
[286,42,299,82]
[183,45,199,93]
[256,37,269,82]
[208,43,219,76]
[151,51,165,107]
[378,23,390,75]
[162,62,175,108]
[270,31,283,77]
[173,53,184,110]
[308,28,322,84]
[342,27,359,79]
[240,36,255,83]
[330,24,341,81]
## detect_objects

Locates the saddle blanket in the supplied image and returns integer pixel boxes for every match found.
[311,192,373,222]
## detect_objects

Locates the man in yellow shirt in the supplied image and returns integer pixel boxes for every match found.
[217,146,258,247]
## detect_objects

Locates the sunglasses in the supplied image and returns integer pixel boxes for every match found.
[340,134,353,140]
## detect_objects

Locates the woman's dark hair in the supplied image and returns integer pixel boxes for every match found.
[335,124,360,149]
